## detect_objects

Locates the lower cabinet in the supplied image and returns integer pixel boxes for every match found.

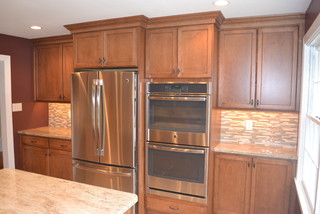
[146,194,206,214]
[213,153,295,214]
[20,135,72,180]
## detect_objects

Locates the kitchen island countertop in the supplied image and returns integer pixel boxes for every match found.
[0,168,137,213]
[214,143,297,160]
[18,126,71,140]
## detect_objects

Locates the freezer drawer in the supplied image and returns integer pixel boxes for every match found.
[72,160,136,193]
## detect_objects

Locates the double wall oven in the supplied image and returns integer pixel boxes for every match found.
[146,82,211,203]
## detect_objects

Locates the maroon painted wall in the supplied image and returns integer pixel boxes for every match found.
[305,0,320,32]
[0,33,48,169]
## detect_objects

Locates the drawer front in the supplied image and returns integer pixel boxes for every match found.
[146,195,206,214]
[50,139,72,151]
[21,135,49,148]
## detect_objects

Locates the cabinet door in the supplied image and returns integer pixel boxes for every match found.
[22,145,49,175]
[73,31,104,68]
[145,28,178,78]
[35,44,63,101]
[250,158,293,214]
[218,29,257,109]
[62,43,73,102]
[103,28,138,67]
[49,149,72,180]
[256,26,298,111]
[178,25,213,78]
[214,154,252,214]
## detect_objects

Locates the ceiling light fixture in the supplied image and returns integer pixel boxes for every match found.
[30,25,42,30]
[213,0,230,6]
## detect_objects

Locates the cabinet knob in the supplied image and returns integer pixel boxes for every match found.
[256,100,260,106]
[250,99,254,105]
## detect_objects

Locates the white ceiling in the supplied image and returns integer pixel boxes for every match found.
[0,0,312,39]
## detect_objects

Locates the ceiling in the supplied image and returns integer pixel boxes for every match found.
[0,0,312,39]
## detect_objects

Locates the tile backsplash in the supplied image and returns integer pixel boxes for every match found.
[49,103,71,128]
[220,110,299,148]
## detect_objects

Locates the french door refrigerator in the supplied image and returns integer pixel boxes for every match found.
[71,69,137,194]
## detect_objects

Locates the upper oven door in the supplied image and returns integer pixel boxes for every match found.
[147,95,210,147]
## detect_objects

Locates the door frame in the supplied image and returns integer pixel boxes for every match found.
[0,54,15,168]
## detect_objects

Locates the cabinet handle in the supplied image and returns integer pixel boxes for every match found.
[256,100,260,106]
[253,163,256,168]
[169,206,179,210]
[248,162,251,167]
[97,58,102,64]
[176,68,181,75]
[30,141,36,144]
[101,57,106,64]
[250,99,254,105]
[60,145,68,148]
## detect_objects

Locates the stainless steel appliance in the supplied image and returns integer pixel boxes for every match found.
[71,68,137,195]
[146,82,211,203]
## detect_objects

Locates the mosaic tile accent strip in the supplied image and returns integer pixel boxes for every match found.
[220,110,299,148]
[48,103,71,128]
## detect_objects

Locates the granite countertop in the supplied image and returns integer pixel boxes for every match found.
[214,143,297,160]
[0,168,138,214]
[18,126,71,140]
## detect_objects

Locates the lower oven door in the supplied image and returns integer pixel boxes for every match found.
[146,142,208,202]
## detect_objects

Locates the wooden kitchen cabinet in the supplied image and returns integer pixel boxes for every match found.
[213,153,295,214]
[73,28,138,68]
[33,35,73,102]
[218,23,301,111]
[146,25,213,78]
[20,135,72,180]
[146,194,206,214]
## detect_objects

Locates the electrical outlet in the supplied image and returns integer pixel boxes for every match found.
[245,120,253,131]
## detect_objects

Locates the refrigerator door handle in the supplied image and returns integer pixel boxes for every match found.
[92,79,99,155]
[73,162,132,177]
[97,79,105,156]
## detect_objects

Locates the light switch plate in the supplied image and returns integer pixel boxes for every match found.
[245,120,253,131]
[12,103,22,112]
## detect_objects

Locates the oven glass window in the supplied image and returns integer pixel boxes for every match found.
[148,99,206,133]
[148,146,205,183]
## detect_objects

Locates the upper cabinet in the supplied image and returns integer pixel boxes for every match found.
[146,25,213,78]
[33,35,73,102]
[73,28,138,68]
[65,16,148,69]
[145,12,224,79]
[218,14,304,111]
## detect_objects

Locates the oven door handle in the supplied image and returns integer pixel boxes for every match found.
[148,96,206,102]
[149,144,205,154]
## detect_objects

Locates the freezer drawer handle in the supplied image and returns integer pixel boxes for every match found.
[73,163,132,177]
[148,144,205,154]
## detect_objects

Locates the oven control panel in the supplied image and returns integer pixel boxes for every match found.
[148,83,209,94]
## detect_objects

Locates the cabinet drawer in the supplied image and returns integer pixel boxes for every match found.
[50,139,72,151]
[146,195,206,214]
[21,135,49,148]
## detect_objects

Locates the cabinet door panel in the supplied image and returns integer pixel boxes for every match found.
[22,145,48,175]
[49,149,72,180]
[256,26,298,110]
[104,28,137,67]
[62,43,73,102]
[178,25,213,78]
[73,32,103,68]
[35,44,63,101]
[218,29,257,109]
[214,154,252,214]
[250,158,293,214]
[145,28,177,78]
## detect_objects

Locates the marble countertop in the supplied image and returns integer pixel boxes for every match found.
[18,126,71,140]
[0,168,138,214]
[214,143,297,160]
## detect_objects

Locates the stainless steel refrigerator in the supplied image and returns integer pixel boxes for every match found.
[71,68,137,195]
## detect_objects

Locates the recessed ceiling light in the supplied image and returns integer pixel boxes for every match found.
[213,0,230,6]
[30,26,42,30]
